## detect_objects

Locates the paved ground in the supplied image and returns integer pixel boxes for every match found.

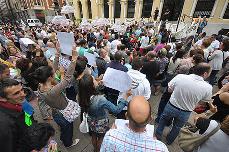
[33,93,183,152]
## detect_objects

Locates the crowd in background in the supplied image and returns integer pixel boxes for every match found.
[0,21,229,152]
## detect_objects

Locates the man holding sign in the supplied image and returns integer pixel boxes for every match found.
[103,51,129,118]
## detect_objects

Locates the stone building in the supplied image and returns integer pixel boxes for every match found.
[72,0,229,34]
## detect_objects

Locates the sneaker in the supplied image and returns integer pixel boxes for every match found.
[66,139,80,148]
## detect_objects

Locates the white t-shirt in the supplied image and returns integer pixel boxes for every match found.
[169,74,212,111]
[140,36,149,48]
[210,40,220,50]
[110,39,122,55]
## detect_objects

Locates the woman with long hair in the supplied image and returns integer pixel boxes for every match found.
[32,44,80,148]
[78,74,131,152]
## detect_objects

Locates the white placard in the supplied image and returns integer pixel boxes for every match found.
[19,38,35,46]
[44,47,56,61]
[57,32,74,56]
[103,67,132,92]
[84,52,97,66]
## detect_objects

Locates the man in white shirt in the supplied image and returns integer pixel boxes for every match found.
[210,34,220,51]
[156,63,213,145]
[110,34,122,55]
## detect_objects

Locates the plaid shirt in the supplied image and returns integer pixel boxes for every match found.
[59,56,71,70]
[100,124,168,152]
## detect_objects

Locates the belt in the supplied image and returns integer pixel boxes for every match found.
[169,102,192,112]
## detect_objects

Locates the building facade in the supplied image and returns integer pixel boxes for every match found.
[73,0,229,34]
[20,0,65,23]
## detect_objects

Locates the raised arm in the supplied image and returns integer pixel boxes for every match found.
[53,42,61,72]
[46,45,78,96]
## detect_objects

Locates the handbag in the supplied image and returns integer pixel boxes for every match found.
[178,122,221,152]
[59,98,81,123]
[79,112,89,133]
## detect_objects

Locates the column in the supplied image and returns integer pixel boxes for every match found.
[151,0,161,21]
[96,0,104,18]
[108,0,114,19]
[220,0,229,18]
[80,0,89,19]
[158,0,164,20]
[120,0,128,21]
[210,0,219,18]
[134,0,143,20]
[90,0,98,19]
[73,0,81,19]
[189,0,198,16]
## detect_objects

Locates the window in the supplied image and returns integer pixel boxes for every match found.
[88,0,92,19]
[78,1,83,18]
[223,2,229,19]
[193,0,216,18]
[127,0,135,18]
[104,0,109,18]
[142,0,153,18]
[34,0,41,6]
[114,0,121,18]
[161,0,185,21]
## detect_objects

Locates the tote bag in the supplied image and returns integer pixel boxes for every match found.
[178,123,220,152]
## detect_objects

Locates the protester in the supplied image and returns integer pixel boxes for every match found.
[19,123,56,152]
[0,16,228,152]
[78,74,131,152]
[0,78,36,151]
[156,63,213,145]
[32,45,81,148]
[193,115,229,152]
[100,96,169,152]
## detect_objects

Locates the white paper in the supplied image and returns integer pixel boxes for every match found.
[44,47,56,60]
[19,38,35,46]
[84,52,97,66]
[57,32,74,56]
[115,119,154,136]
[103,67,132,92]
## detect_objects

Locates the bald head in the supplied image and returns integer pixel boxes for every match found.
[127,96,151,128]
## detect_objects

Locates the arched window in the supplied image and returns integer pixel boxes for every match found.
[141,0,153,18]
[127,0,135,18]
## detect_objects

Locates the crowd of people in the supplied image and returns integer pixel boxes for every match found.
[0,20,228,152]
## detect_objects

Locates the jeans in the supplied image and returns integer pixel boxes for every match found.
[155,88,172,123]
[208,70,219,85]
[53,112,73,147]
[155,102,191,145]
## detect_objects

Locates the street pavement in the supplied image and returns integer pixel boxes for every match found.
[33,93,183,152]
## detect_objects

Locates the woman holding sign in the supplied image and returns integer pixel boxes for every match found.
[78,74,131,152]
[32,44,81,148]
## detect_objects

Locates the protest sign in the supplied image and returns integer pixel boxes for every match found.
[84,52,97,66]
[44,47,56,61]
[57,32,74,56]
[103,67,132,92]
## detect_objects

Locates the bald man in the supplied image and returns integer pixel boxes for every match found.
[100,96,168,152]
